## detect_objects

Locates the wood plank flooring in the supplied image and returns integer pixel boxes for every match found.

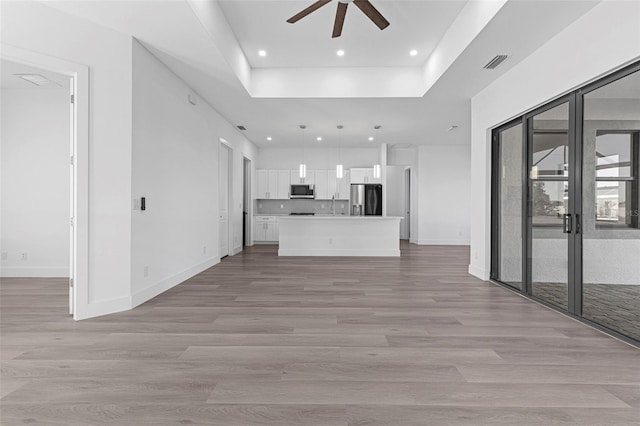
[1,242,639,425]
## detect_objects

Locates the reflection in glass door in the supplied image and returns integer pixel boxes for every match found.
[581,69,640,341]
[493,123,524,290]
[528,101,572,310]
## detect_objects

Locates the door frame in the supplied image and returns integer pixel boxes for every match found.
[219,139,233,258]
[243,156,252,247]
[1,44,89,320]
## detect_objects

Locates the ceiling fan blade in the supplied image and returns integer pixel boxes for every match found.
[332,2,348,38]
[287,0,332,24]
[353,0,389,30]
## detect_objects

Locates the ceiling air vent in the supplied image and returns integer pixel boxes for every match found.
[236,125,247,131]
[483,55,508,70]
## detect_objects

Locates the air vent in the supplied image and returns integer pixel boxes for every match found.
[483,55,508,70]
[14,74,53,86]
[236,125,247,131]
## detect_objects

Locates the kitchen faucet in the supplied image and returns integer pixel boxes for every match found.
[331,195,336,215]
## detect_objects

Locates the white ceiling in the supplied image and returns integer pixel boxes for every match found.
[40,0,602,148]
[218,0,467,68]
[1,59,70,90]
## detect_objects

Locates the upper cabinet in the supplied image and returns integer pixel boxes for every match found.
[256,169,290,199]
[290,169,315,185]
[350,167,381,184]
[336,170,350,199]
[314,170,329,200]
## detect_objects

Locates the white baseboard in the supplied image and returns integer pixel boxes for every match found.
[278,248,401,257]
[0,266,69,278]
[232,245,243,255]
[409,238,419,244]
[468,264,490,281]
[74,295,131,321]
[130,258,219,308]
[416,239,470,246]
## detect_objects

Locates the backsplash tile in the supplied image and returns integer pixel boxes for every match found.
[256,199,349,215]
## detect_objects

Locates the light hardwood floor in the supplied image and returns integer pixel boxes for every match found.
[1,242,639,425]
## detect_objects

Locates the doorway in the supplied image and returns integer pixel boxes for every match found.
[0,48,88,319]
[491,61,640,344]
[243,156,251,247]
[219,141,232,258]
[404,167,411,241]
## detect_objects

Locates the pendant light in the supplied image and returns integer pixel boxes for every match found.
[336,124,344,178]
[299,124,307,179]
[373,125,382,178]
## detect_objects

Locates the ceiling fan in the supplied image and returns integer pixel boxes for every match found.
[287,0,390,38]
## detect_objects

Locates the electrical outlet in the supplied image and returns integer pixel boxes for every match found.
[143,266,149,277]
[321,204,325,208]
[329,238,333,244]
[280,204,284,209]
[1,252,7,260]
[21,252,28,261]
[203,246,207,254]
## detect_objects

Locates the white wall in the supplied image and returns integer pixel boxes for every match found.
[131,40,258,307]
[386,166,406,237]
[2,1,134,317]
[469,0,640,280]
[257,147,379,170]
[417,145,471,245]
[1,89,70,277]
[131,41,218,305]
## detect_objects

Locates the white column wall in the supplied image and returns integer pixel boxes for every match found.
[470,0,640,280]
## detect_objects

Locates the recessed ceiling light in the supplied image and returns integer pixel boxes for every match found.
[267,136,272,141]
[317,137,322,141]
[368,137,374,141]
[336,50,345,57]
[258,50,267,57]
[409,49,418,57]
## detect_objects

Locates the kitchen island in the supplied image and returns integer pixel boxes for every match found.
[278,215,402,257]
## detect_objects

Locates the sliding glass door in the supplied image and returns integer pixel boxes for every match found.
[580,68,640,341]
[491,61,640,344]
[528,100,574,311]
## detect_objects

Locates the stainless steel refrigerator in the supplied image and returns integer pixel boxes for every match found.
[350,184,382,216]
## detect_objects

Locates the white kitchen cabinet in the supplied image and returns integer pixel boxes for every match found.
[256,169,269,199]
[290,169,315,185]
[277,170,290,199]
[336,170,350,199]
[327,171,337,200]
[314,170,328,199]
[257,169,288,199]
[350,168,381,184]
[254,216,278,243]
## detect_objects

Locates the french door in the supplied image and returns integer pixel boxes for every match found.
[492,61,640,344]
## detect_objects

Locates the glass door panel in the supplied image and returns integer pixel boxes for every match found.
[495,123,524,290]
[529,102,571,310]
[581,69,640,341]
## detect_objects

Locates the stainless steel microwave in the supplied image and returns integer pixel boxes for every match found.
[290,184,315,199]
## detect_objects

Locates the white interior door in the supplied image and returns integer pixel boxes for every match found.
[219,143,230,257]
